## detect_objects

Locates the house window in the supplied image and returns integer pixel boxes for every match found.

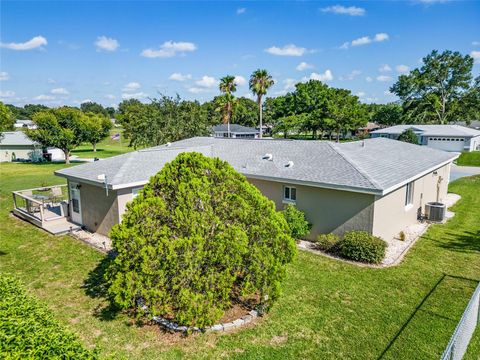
[405,182,414,207]
[132,187,143,199]
[283,186,296,202]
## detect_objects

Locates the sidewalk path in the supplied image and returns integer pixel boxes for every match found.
[450,164,480,181]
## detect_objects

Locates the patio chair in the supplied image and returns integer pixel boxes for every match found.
[50,187,63,204]
[22,190,41,214]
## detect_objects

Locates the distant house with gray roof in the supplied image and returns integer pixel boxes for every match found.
[371,124,480,152]
[0,131,65,162]
[212,124,259,138]
[55,137,457,241]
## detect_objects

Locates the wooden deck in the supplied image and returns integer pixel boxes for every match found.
[13,207,80,235]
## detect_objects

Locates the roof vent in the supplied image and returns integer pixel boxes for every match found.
[285,161,294,168]
[262,153,273,161]
[97,174,106,181]
[165,142,171,147]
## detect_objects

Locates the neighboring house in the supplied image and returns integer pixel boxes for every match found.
[355,122,381,137]
[14,119,37,129]
[212,124,259,138]
[451,120,480,131]
[371,124,480,152]
[0,131,65,162]
[55,137,457,241]
[0,132,42,162]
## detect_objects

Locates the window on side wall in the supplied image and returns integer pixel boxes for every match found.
[132,187,143,199]
[405,182,414,207]
[283,185,296,203]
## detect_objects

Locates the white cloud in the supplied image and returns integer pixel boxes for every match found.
[0,36,47,50]
[0,72,9,81]
[340,70,361,81]
[265,44,308,56]
[304,70,333,82]
[384,90,395,96]
[396,64,410,73]
[283,78,297,91]
[296,62,314,71]
[470,51,480,64]
[321,5,365,16]
[34,94,55,101]
[105,94,116,100]
[234,75,247,86]
[95,36,119,52]
[376,75,393,82]
[365,76,373,82]
[80,99,93,104]
[141,41,197,58]
[236,7,246,15]
[195,75,218,88]
[341,33,389,49]
[379,64,392,73]
[356,92,366,98]
[187,87,208,94]
[0,90,15,98]
[417,0,451,4]
[123,82,141,92]
[121,92,148,100]
[51,88,69,95]
[472,41,480,47]
[47,78,56,84]
[169,73,192,81]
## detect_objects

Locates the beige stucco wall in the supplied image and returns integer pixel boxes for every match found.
[78,182,119,236]
[0,145,36,162]
[248,178,375,240]
[372,163,451,240]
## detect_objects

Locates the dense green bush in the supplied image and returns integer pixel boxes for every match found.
[281,204,310,239]
[314,233,341,252]
[0,276,95,359]
[106,152,297,328]
[338,231,387,264]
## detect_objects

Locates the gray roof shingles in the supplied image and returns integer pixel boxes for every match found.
[55,137,457,195]
[0,132,38,146]
[212,124,258,133]
[371,124,480,137]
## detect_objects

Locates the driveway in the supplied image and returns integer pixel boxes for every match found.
[450,164,480,181]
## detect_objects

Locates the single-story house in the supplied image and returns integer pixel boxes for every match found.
[451,120,480,131]
[355,122,381,137]
[0,131,65,162]
[55,137,457,241]
[14,119,37,130]
[212,124,259,138]
[371,124,480,152]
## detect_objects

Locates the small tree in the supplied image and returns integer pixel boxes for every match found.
[83,113,112,152]
[397,128,419,144]
[28,107,87,164]
[106,152,296,328]
[281,204,310,239]
[0,101,15,139]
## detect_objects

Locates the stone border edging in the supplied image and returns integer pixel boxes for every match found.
[152,309,259,333]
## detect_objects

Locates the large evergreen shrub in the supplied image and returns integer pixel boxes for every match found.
[106,152,296,328]
[0,276,95,359]
[338,231,387,264]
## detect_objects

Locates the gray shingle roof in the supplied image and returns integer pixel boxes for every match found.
[55,137,457,195]
[371,124,480,137]
[0,132,38,146]
[212,124,258,133]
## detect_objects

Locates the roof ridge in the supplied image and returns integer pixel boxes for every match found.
[110,151,138,185]
[327,142,383,191]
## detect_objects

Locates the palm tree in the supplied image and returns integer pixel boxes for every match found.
[217,75,237,137]
[249,69,274,138]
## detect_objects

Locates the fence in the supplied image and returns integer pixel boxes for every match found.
[440,281,480,360]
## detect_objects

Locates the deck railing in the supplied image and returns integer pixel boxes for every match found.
[12,185,68,226]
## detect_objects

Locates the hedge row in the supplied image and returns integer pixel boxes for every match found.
[314,231,387,264]
[0,276,96,359]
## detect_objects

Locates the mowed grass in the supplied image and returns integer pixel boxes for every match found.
[456,151,480,167]
[71,128,134,159]
[0,162,479,359]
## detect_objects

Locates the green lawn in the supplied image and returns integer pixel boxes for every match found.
[71,128,134,159]
[0,162,479,359]
[456,151,480,167]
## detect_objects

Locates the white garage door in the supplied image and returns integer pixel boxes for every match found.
[427,137,465,152]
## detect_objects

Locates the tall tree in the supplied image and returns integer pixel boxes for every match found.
[216,75,237,130]
[83,113,113,152]
[28,107,87,164]
[80,101,108,116]
[249,69,274,138]
[390,50,476,124]
[369,103,403,126]
[0,102,15,139]
[397,128,419,145]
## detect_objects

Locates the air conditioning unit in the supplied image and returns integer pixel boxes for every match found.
[425,202,446,222]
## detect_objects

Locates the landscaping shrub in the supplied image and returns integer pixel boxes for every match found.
[338,231,387,264]
[106,152,297,328]
[314,233,341,252]
[281,204,310,239]
[0,276,95,359]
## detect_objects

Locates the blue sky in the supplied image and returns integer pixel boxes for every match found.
[1,0,479,107]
